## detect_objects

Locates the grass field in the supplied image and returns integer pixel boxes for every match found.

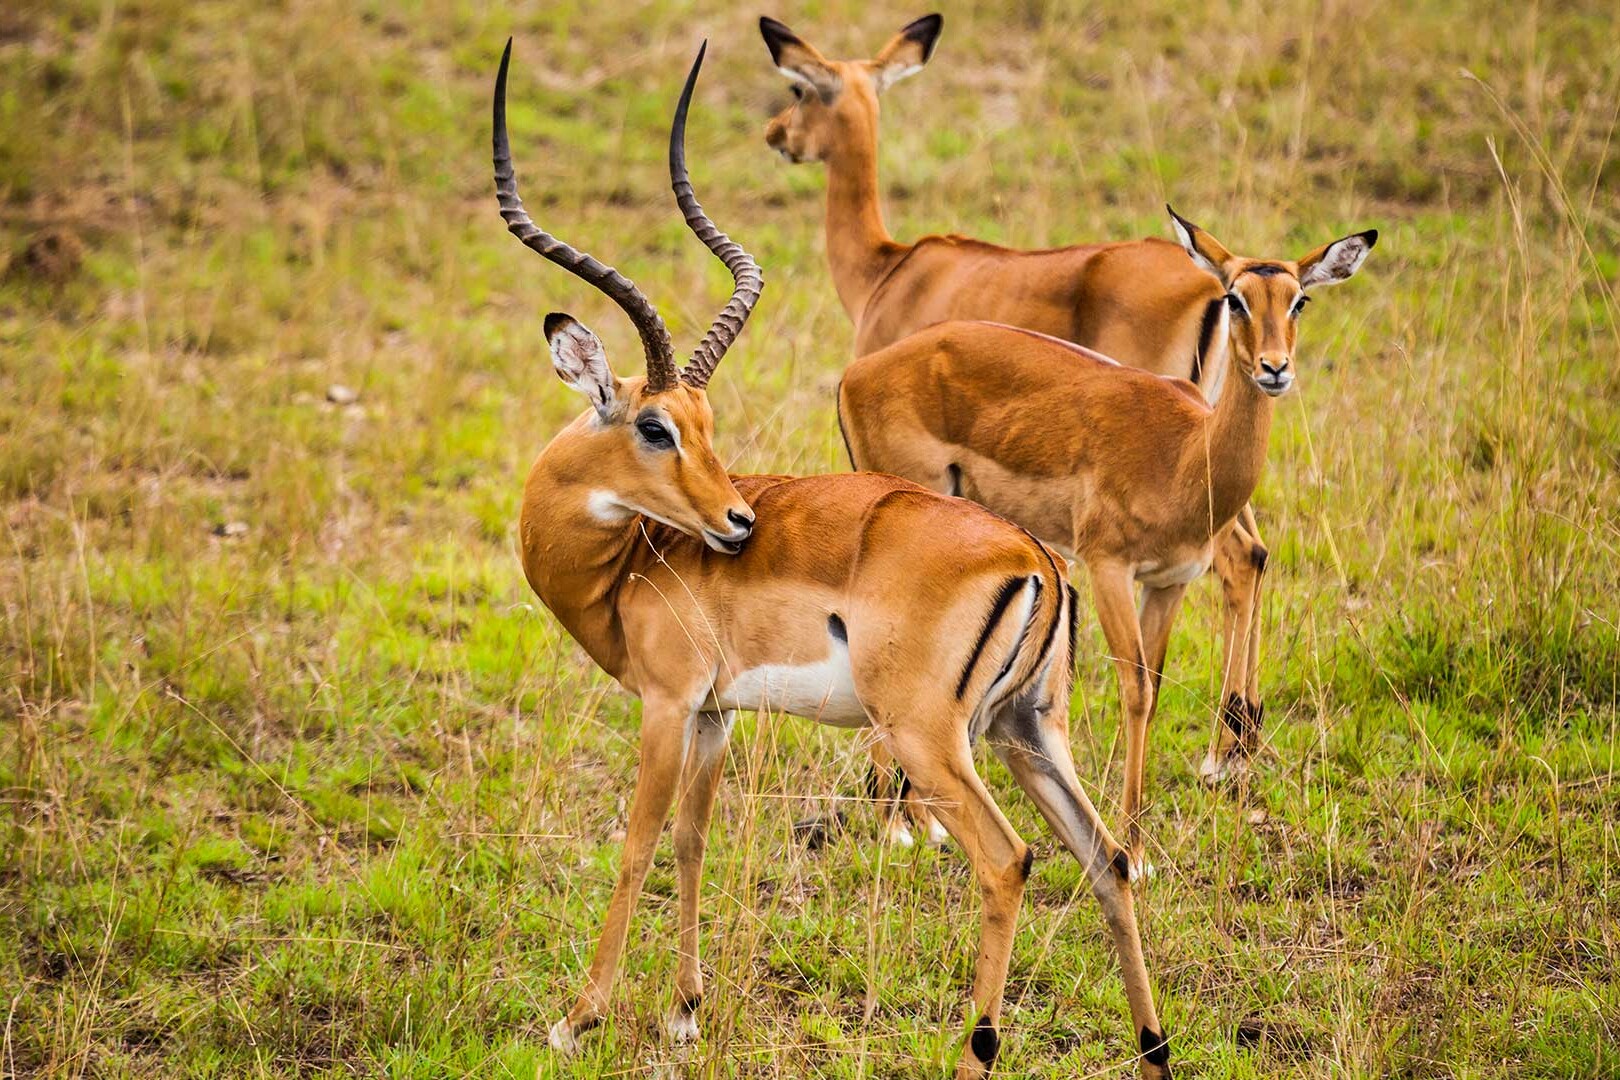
[3,0,1618,1076]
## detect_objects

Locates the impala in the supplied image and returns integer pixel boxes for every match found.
[496,40,1171,1078]
[838,205,1372,876]
[760,12,1375,829]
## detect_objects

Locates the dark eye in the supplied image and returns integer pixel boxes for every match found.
[636,416,675,450]
[1225,292,1248,318]
[790,84,804,101]
[1290,295,1311,318]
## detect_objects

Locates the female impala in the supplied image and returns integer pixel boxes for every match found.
[760,12,1376,802]
[839,205,1372,877]
[497,40,1171,1078]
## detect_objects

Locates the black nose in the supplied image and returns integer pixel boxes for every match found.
[1260,358,1291,377]
[727,509,755,534]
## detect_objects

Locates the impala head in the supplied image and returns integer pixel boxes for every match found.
[495,40,763,553]
[760,13,943,164]
[1167,204,1377,398]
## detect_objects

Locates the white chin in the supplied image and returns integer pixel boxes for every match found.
[1255,377,1294,397]
[702,532,744,554]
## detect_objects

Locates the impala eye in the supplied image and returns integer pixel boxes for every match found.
[636,416,675,450]
[1290,295,1311,318]
[1225,292,1248,318]
[790,84,804,101]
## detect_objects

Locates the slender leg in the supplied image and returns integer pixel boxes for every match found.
[667,709,734,1043]
[1240,507,1267,733]
[1203,510,1267,784]
[990,703,1171,1080]
[1087,562,1155,880]
[1138,583,1188,699]
[551,698,691,1053]
[885,729,1031,1080]
[868,738,949,847]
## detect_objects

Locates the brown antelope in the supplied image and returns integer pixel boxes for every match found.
[759,12,1374,828]
[838,205,1373,877]
[497,40,1171,1079]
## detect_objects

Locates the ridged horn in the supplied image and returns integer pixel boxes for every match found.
[493,38,678,392]
[669,41,765,390]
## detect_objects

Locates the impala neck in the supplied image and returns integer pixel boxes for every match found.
[519,432,641,684]
[1180,358,1275,529]
[822,111,900,322]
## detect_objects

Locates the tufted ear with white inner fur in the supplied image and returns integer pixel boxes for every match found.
[760,16,843,101]
[545,313,622,421]
[1297,229,1378,289]
[869,13,943,93]
[1166,204,1236,286]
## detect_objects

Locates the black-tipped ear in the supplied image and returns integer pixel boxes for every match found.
[871,13,943,92]
[899,13,944,62]
[1297,228,1378,290]
[1166,203,1235,284]
[759,16,803,65]
[761,15,842,100]
[546,314,621,419]
[543,312,574,339]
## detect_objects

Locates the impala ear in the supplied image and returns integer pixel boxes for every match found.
[545,313,621,420]
[869,13,943,93]
[1298,229,1378,289]
[1166,204,1236,285]
[760,15,842,100]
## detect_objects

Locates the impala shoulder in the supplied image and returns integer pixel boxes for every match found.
[1157,373,1211,410]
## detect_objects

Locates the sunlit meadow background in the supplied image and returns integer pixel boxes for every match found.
[2,0,1617,1076]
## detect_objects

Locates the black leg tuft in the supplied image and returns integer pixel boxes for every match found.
[971,1017,999,1068]
[1222,693,1247,741]
[1140,1026,1170,1067]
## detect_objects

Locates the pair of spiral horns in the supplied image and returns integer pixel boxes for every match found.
[492,40,760,393]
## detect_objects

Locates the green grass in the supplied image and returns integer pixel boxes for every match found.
[2,0,1617,1076]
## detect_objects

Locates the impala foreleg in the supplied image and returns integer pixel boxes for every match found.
[991,707,1171,1080]
[668,709,733,1043]
[1088,563,1157,880]
[552,697,691,1054]
[1204,509,1267,784]
[885,729,1030,1080]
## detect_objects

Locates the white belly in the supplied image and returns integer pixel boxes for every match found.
[708,638,868,727]
[1136,554,1212,589]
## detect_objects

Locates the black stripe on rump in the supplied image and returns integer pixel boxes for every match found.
[985,575,1042,695]
[834,379,857,469]
[955,576,1028,700]
[1190,296,1223,387]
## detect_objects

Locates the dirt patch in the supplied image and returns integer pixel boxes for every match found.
[4,226,84,284]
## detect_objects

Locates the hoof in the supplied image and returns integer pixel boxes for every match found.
[548,1017,583,1055]
[666,1007,700,1044]
[1199,748,1250,787]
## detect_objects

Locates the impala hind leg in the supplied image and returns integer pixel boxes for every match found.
[668,710,734,1043]
[990,703,1171,1079]
[868,739,950,847]
[1204,509,1267,784]
[551,698,690,1054]
[884,729,1031,1079]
